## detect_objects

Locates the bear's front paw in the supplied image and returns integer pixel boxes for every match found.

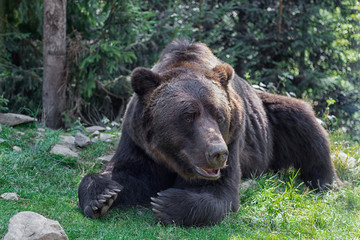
[151,188,229,226]
[83,187,121,218]
[151,188,186,225]
[78,174,123,218]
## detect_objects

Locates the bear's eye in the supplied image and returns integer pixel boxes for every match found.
[183,112,196,123]
[217,116,224,123]
[217,114,225,123]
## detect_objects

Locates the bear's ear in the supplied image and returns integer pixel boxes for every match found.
[131,67,162,98]
[212,64,234,87]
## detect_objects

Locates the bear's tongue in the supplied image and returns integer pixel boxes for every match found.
[196,167,220,177]
[195,166,220,179]
[203,168,219,175]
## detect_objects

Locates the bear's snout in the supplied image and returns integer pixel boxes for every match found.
[206,144,228,168]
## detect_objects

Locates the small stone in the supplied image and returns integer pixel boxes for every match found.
[3,211,69,240]
[59,135,75,147]
[1,193,20,200]
[50,144,78,157]
[92,130,100,137]
[75,132,91,148]
[0,113,36,126]
[37,128,46,132]
[106,126,111,131]
[85,126,106,133]
[16,132,25,136]
[12,146,22,152]
[240,179,257,191]
[0,138,5,143]
[100,133,115,141]
[97,154,114,162]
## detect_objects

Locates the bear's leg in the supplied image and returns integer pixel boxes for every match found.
[151,187,237,226]
[78,164,170,218]
[151,141,241,226]
[78,133,175,218]
[258,91,338,190]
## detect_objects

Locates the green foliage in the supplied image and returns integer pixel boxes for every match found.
[0,96,9,112]
[1,0,359,136]
[64,0,191,124]
[0,0,43,113]
[194,0,360,138]
[322,97,338,127]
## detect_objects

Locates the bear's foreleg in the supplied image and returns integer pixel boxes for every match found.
[151,141,241,226]
[151,187,236,226]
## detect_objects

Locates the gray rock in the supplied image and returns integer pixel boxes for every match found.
[1,193,20,200]
[75,132,91,148]
[91,130,100,137]
[0,113,36,126]
[100,133,115,141]
[59,135,75,147]
[0,138,5,143]
[97,154,114,162]
[50,144,78,157]
[12,146,22,152]
[85,126,106,133]
[3,211,68,240]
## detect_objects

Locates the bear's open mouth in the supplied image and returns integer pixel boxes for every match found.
[195,166,220,179]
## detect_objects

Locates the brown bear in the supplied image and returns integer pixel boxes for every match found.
[78,40,339,226]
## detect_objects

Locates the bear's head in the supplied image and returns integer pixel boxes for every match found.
[131,63,242,181]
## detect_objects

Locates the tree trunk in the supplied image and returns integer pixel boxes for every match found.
[42,0,67,129]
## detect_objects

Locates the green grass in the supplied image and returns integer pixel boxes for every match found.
[1,124,360,239]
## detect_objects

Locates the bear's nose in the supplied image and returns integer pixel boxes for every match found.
[206,145,229,167]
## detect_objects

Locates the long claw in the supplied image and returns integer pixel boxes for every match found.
[152,208,161,214]
[150,202,162,209]
[151,197,164,205]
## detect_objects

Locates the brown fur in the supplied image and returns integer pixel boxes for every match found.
[78,40,339,226]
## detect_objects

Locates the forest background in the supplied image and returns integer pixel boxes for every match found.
[1,1,360,239]
[0,0,359,139]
